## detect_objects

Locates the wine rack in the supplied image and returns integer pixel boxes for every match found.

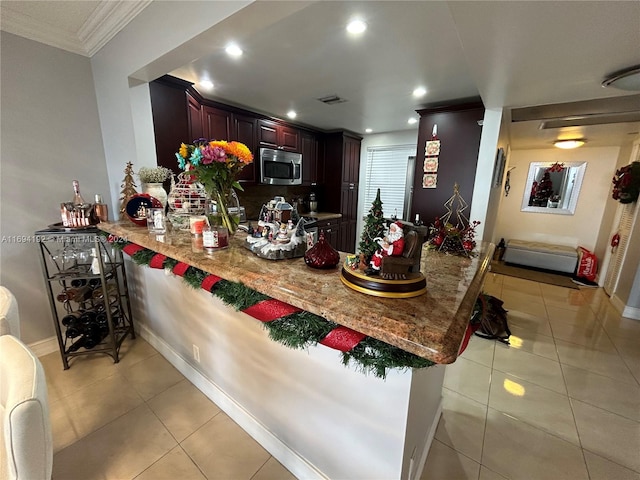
[36,226,135,369]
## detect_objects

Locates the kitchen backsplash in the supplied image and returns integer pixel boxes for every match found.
[237,185,325,220]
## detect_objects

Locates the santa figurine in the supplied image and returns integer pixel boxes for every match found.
[366,222,405,275]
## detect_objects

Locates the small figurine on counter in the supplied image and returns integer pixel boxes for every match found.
[366,222,405,275]
[276,223,291,244]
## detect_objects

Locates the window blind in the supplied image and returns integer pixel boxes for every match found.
[363,145,415,220]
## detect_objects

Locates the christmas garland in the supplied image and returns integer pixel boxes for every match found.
[103,233,434,378]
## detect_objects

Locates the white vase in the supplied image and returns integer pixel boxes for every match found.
[142,182,168,208]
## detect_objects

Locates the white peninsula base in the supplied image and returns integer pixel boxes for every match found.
[129,263,444,480]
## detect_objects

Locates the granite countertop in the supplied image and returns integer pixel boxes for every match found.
[99,221,493,364]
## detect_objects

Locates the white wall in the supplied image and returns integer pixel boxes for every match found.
[0,32,110,343]
[494,146,619,253]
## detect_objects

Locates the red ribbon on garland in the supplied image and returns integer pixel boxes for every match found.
[172,262,190,276]
[149,253,167,269]
[320,326,367,352]
[122,243,144,256]
[243,299,302,322]
[201,274,222,292]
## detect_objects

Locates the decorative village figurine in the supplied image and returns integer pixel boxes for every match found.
[244,197,307,260]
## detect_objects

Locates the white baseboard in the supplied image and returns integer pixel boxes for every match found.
[610,294,626,315]
[411,402,442,480]
[137,323,327,480]
[622,305,640,321]
[30,335,59,357]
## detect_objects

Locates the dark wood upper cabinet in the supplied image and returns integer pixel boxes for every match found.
[301,132,319,185]
[258,119,300,152]
[233,114,257,183]
[187,92,203,142]
[202,105,232,141]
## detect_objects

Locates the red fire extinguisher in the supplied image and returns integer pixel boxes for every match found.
[611,233,620,253]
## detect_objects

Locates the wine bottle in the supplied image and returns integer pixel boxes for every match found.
[57,286,91,303]
[61,312,81,327]
[65,322,84,339]
[67,336,87,352]
[72,180,86,205]
[83,323,107,349]
[79,309,97,325]
[70,278,87,287]
[94,194,109,222]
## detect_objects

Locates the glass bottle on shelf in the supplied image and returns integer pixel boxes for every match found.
[94,194,109,222]
[72,180,86,205]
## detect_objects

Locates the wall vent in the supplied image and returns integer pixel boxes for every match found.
[317,94,348,105]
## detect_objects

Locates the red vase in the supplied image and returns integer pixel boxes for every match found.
[304,230,340,269]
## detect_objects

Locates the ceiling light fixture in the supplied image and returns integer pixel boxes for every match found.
[413,87,427,97]
[554,139,585,149]
[408,117,417,125]
[602,65,640,91]
[365,128,373,133]
[199,80,214,90]
[287,110,297,119]
[346,19,367,34]
[225,44,243,57]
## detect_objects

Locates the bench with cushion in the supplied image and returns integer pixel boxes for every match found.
[502,239,578,274]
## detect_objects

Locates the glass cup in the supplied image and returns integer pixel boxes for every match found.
[146,208,166,234]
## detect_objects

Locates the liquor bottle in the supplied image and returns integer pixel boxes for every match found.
[72,180,86,205]
[94,194,109,222]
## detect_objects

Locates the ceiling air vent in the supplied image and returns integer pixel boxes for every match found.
[317,94,348,105]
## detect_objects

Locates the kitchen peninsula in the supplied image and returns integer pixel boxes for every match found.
[99,221,492,480]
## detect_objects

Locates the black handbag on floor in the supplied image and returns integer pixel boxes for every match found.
[471,294,511,344]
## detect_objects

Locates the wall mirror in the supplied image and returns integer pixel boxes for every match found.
[521,161,587,215]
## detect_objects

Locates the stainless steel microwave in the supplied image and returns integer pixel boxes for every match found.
[260,148,302,185]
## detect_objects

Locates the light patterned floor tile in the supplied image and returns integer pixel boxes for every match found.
[501,289,545,309]
[53,403,177,480]
[583,450,640,480]
[501,276,543,294]
[571,399,640,472]
[504,300,548,319]
[507,324,558,361]
[488,371,579,445]
[549,321,617,352]
[420,440,480,480]
[545,304,598,327]
[147,379,221,442]
[506,310,553,336]
[562,363,640,421]
[436,388,488,462]
[459,334,495,367]
[120,353,185,400]
[555,338,637,384]
[479,465,508,480]
[135,446,206,480]
[49,372,143,452]
[444,357,492,405]
[493,343,567,394]
[251,457,297,480]
[181,412,271,480]
[482,409,589,480]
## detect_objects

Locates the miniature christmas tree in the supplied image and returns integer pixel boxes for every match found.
[359,189,387,263]
[119,162,138,220]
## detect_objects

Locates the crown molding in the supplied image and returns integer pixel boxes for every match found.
[79,0,152,57]
[0,0,151,57]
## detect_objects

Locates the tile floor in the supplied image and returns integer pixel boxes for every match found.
[43,273,640,480]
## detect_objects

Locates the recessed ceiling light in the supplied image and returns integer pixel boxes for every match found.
[365,128,373,133]
[199,80,214,90]
[554,139,585,149]
[408,117,418,125]
[287,110,297,119]
[346,19,367,34]
[413,87,427,97]
[225,44,243,57]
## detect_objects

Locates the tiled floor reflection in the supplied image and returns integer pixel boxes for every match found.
[430,274,640,480]
[44,274,640,479]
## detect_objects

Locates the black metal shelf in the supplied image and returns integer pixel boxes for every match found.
[36,227,136,369]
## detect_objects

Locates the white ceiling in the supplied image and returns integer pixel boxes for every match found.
[2,1,640,150]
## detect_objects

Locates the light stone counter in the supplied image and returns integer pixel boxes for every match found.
[100,221,493,364]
